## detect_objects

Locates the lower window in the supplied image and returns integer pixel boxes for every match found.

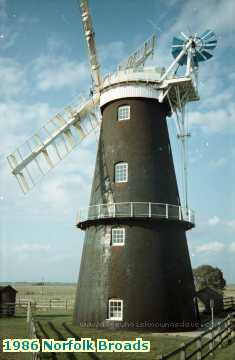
[108,299,123,320]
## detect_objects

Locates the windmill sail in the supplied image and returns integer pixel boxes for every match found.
[117,33,156,71]
[80,0,102,90]
[7,94,100,193]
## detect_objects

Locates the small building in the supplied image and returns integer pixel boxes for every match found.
[0,285,17,316]
[196,287,224,314]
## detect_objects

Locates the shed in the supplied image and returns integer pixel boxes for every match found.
[0,285,17,316]
[196,287,223,314]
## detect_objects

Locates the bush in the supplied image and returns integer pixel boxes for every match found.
[193,265,226,291]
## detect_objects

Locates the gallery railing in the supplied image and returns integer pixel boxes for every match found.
[77,202,195,228]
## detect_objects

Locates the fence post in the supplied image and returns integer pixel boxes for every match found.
[27,301,31,323]
[218,322,222,348]
[179,206,182,220]
[209,328,214,356]
[166,204,168,219]
[227,315,232,344]
[232,313,235,339]
[130,202,133,217]
[149,202,151,218]
[196,337,202,360]
[65,299,68,312]
[180,343,186,360]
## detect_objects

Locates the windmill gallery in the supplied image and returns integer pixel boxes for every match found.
[7,0,217,331]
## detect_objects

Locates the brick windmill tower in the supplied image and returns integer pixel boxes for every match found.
[7,1,217,330]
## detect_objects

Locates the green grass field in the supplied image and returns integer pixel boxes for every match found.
[13,283,235,302]
[15,284,76,302]
[1,283,235,359]
[1,312,235,360]
[35,313,194,360]
[224,284,235,298]
[0,315,30,360]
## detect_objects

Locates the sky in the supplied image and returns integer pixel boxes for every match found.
[0,0,234,284]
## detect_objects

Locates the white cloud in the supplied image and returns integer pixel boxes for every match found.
[0,101,53,132]
[208,216,220,226]
[33,56,89,92]
[229,243,235,253]
[8,143,97,220]
[209,157,227,168]
[200,88,234,110]
[195,241,226,254]
[0,0,18,50]
[0,101,55,158]
[224,220,235,230]
[166,0,234,37]
[204,217,235,231]
[99,41,125,69]
[13,243,50,253]
[188,102,235,134]
[0,58,27,97]
[37,148,95,211]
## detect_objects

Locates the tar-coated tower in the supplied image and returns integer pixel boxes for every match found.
[74,93,198,330]
[7,1,217,331]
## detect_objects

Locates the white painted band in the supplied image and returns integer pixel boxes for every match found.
[100,84,160,107]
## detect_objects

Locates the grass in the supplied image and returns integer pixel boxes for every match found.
[1,283,234,359]
[213,341,235,359]
[35,313,194,360]
[0,315,30,360]
[15,284,76,302]
[223,284,235,298]
[14,283,235,303]
[1,313,235,360]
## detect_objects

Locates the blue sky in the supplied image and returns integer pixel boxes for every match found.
[0,0,234,284]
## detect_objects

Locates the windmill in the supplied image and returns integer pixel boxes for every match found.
[7,1,217,330]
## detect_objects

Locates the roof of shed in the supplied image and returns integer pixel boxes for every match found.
[0,285,17,293]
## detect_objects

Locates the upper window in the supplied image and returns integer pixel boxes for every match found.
[118,105,130,121]
[108,299,123,320]
[115,162,128,183]
[112,228,125,246]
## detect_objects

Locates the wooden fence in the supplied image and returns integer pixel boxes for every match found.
[223,296,235,310]
[0,299,74,318]
[15,298,74,312]
[27,302,40,360]
[157,312,235,360]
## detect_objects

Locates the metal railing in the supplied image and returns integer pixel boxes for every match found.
[77,202,195,226]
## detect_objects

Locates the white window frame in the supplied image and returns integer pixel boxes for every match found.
[108,299,123,320]
[115,162,128,183]
[118,105,130,121]
[111,228,125,246]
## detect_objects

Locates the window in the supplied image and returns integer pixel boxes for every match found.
[115,162,128,183]
[112,228,125,245]
[108,299,123,320]
[118,105,130,121]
